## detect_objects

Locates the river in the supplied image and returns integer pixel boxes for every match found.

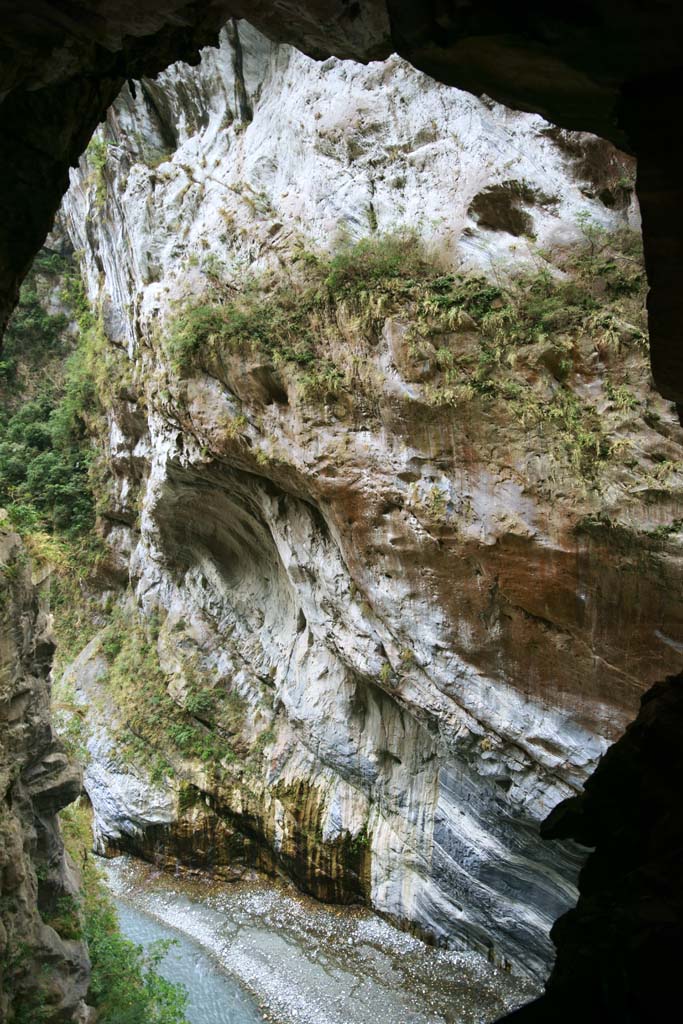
[104,856,538,1024]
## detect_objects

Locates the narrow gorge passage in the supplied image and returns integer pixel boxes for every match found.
[1,13,681,1024]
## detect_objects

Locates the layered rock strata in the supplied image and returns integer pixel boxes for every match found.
[499,671,683,1023]
[54,25,683,983]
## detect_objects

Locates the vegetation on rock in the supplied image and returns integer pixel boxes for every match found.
[163,226,650,482]
[4,220,679,998]
[98,606,244,781]
[60,801,189,1024]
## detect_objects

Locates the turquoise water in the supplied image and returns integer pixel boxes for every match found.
[106,857,537,1024]
[114,897,265,1024]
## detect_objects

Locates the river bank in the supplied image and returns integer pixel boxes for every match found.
[103,856,538,1024]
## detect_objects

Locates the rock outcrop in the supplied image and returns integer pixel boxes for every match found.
[0,523,90,1022]
[50,26,683,984]
[1,2,682,406]
[499,671,683,1023]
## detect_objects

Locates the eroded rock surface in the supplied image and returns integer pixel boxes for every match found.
[63,23,643,347]
[499,672,683,1022]
[0,524,90,1022]
[48,27,683,985]
[2,1,683,405]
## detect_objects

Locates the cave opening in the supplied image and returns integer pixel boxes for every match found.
[0,5,681,1024]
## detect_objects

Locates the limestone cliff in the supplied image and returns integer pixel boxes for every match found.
[54,24,683,982]
[0,523,90,1022]
[2,2,683,410]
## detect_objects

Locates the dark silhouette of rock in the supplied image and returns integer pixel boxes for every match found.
[498,672,683,1022]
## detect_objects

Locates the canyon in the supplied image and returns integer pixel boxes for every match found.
[1,10,682,1024]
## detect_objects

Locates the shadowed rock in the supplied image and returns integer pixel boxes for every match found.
[498,672,683,1022]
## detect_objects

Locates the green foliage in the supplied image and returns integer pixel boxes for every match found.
[250,725,276,760]
[605,380,639,410]
[164,233,434,380]
[32,250,70,276]
[0,254,99,536]
[411,224,648,480]
[87,136,109,209]
[60,803,189,1024]
[298,359,345,401]
[60,267,97,334]
[99,607,238,772]
[54,691,90,765]
[648,518,683,539]
[349,825,369,854]
[42,893,83,941]
[423,485,448,520]
[323,232,431,295]
[0,259,69,388]
[0,382,94,534]
[183,687,215,717]
[165,284,319,376]
[3,964,54,1024]
[6,801,188,1023]
[36,530,109,683]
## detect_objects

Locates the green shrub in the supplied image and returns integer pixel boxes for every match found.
[184,687,215,717]
[0,384,94,535]
[2,284,68,364]
[166,287,319,376]
[42,894,83,941]
[166,304,229,371]
[0,255,99,536]
[87,136,109,209]
[60,803,189,1024]
[323,232,431,295]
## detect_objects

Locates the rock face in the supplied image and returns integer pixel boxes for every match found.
[499,672,683,1023]
[1,1,683,409]
[63,23,643,346]
[0,1,236,335]
[51,24,683,986]
[0,524,90,1022]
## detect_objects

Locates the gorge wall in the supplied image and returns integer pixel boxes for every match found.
[2,1,682,408]
[0,524,90,1021]
[44,21,683,985]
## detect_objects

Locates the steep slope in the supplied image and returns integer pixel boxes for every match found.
[500,671,683,1023]
[53,24,683,982]
[2,3,683,411]
[0,523,90,1022]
